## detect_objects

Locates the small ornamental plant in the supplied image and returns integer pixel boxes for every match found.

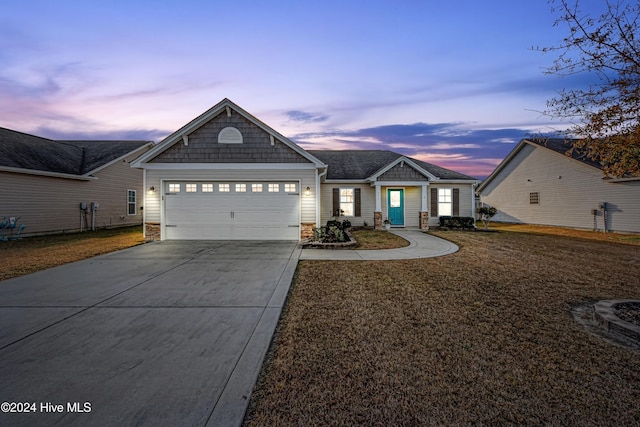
[478,206,498,230]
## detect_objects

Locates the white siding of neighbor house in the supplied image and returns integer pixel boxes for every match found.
[0,153,145,237]
[479,143,640,233]
[144,168,318,225]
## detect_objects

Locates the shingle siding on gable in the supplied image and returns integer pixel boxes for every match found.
[378,163,429,181]
[150,112,309,163]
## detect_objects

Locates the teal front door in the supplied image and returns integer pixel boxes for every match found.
[387,189,404,226]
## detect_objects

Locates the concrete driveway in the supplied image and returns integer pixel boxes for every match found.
[0,241,300,427]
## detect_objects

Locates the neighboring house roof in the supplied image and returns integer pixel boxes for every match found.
[0,127,152,178]
[527,138,603,170]
[308,150,476,181]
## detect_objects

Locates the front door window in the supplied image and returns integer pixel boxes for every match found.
[387,189,404,226]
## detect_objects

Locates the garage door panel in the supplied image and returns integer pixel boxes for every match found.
[164,181,300,240]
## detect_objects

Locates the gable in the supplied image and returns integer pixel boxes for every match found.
[377,161,429,181]
[150,110,310,164]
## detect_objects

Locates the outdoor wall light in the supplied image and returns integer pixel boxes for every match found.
[304,186,311,196]
[148,186,155,192]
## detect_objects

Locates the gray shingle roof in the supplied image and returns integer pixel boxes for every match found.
[308,150,476,180]
[0,127,150,175]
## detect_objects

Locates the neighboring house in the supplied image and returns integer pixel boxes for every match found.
[132,98,478,241]
[0,127,153,237]
[477,138,640,233]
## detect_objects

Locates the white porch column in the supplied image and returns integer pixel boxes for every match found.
[374,183,381,211]
[421,183,428,211]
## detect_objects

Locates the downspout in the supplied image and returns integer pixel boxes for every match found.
[316,166,328,227]
[142,168,147,239]
[472,181,479,220]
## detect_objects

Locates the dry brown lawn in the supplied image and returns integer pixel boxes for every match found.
[246,228,640,426]
[0,226,145,281]
[352,228,410,250]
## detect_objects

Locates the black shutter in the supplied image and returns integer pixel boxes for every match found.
[430,188,438,217]
[332,188,339,216]
[453,188,460,216]
[354,188,361,217]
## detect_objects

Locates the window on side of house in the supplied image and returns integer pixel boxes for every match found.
[438,188,452,216]
[127,190,136,215]
[339,188,354,216]
[530,192,540,204]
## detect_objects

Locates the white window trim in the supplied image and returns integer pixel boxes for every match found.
[127,189,136,216]
[218,127,243,144]
[438,188,453,217]
[339,187,355,217]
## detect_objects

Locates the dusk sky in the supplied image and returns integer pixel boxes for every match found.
[1,0,603,178]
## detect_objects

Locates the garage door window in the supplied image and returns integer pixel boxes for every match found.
[284,183,297,193]
[169,183,180,192]
[186,184,197,193]
[252,184,263,192]
[219,184,230,192]
[236,184,247,192]
[268,184,280,192]
[202,184,213,192]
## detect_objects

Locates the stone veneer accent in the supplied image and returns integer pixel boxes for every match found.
[374,211,383,230]
[145,223,161,241]
[419,211,429,230]
[301,223,315,239]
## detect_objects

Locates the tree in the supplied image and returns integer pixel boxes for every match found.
[540,0,640,177]
[477,206,497,230]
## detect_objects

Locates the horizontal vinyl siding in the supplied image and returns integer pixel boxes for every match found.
[479,144,640,233]
[319,184,376,227]
[0,157,144,237]
[428,183,474,227]
[144,168,317,224]
[402,187,420,227]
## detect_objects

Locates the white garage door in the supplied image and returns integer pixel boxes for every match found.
[164,181,300,240]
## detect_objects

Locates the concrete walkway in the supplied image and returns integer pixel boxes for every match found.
[300,229,459,260]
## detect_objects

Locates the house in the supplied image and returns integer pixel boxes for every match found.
[477,138,640,233]
[0,127,153,237]
[132,99,478,241]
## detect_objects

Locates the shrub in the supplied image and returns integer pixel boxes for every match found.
[311,220,350,243]
[438,216,476,229]
[477,206,498,229]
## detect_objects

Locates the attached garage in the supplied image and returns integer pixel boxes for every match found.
[163,181,300,240]
[132,99,326,241]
